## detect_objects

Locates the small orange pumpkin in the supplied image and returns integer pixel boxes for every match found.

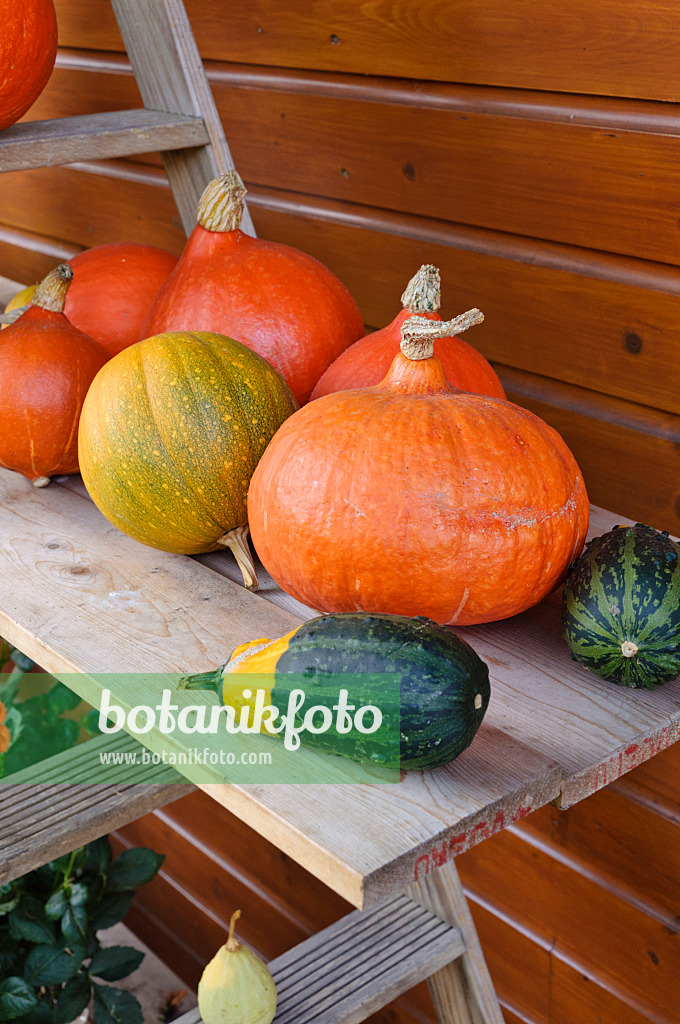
[0,265,109,486]
[248,312,589,626]
[311,265,505,401]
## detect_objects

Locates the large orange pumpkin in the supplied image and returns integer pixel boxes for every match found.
[0,0,57,130]
[248,311,590,626]
[0,265,109,485]
[311,265,505,401]
[142,172,365,405]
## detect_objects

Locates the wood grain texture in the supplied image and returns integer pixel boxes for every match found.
[21,60,680,265]
[0,733,191,885]
[109,0,255,235]
[457,829,680,1023]
[0,110,209,172]
[53,0,680,102]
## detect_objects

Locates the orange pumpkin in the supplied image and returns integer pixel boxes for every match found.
[0,265,109,486]
[66,243,178,355]
[0,0,57,130]
[142,172,365,404]
[248,312,589,626]
[311,265,505,401]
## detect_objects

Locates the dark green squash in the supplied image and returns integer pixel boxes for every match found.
[562,523,680,688]
[180,612,490,770]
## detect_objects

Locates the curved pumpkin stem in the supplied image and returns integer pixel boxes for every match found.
[225,909,242,953]
[32,264,73,314]
[400,265,441,313]
[197,171,247,233]
[218,524,259,591]
[401,309,485,360]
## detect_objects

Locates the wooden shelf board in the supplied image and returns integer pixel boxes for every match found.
[0,469,677,908]
[0,733,192,884]
[171,894,464,1024]
[0,110,209,171]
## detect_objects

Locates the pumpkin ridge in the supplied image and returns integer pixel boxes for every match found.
[139,336,238,538]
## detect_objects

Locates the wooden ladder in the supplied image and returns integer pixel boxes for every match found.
[0,2,504,1021]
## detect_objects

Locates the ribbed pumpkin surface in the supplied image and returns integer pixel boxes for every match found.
[78,331,296,555]
[0,0,57,130]
[563,524,680,688]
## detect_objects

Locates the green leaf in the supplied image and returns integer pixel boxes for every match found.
[82,708,103,735]
[44,889,68,921]
[68,883,89,908]
[23,941,84,986]
[54,974,91,1024]
[0,884,20,916]
[9,897,55,945]
[62,903,88,946]
[92,984,142,1024]
[89,946,144,982]
[85,837,112,875]
[91,892,133,931]
[4,707,22,747]
[46,682,82,715]
[16,1001,53,1024]
[105,849,164,892]
[0,978,39,1020]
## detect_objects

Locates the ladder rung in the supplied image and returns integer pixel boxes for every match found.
[174,897,465,1024]
[0,110,210,172]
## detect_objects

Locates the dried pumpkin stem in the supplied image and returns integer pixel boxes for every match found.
[621,640,639,658]
[31,477,51,488]
[217,524,259,591]
[226,909,242,953]
[400,309,485,360]
[31,264,73,314]
[197,171,247,232]
[400,264,441,312]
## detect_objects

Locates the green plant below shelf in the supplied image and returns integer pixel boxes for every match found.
[0,639,101,780]
[0,836,164,1024]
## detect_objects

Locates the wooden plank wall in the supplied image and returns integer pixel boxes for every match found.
[2,1,680,1021]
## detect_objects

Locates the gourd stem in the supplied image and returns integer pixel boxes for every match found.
[177,667,223,693]
[196,171,247,233]
[31,477,50,488]
[217,525,259,591]
[400,309,485,360]
[31,264,73,313]
[621,640,639,658]
[400,265,441,312]
[226,909,242,952]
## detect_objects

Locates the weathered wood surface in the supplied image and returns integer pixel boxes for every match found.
[108,0,254,236]
[0,732,192,885]
[0,110,208,172]
[162,892,464,1024]
[0,470,677,908]
[54,0,680,102]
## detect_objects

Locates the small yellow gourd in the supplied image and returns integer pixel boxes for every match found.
[198,910,277,1024]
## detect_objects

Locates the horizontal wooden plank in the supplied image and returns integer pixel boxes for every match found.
[510,787,680,931]
[458,829,680,1023]
[54,0,680,101]
[3,171,680,417]
[0,110,209,171]
[22,62,680,265]
[0,733,192,885]
[613,741,680,827]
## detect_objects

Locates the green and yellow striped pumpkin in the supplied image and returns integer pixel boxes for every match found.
[78,331,296,589]
[562,523,680,688]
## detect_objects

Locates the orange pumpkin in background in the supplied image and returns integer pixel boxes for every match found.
[311,264,506,401]
[142,171,365,404]
[0,265,109,486]
[248,311,590,626]
[65,243,178,355]
[0,0,57,130]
